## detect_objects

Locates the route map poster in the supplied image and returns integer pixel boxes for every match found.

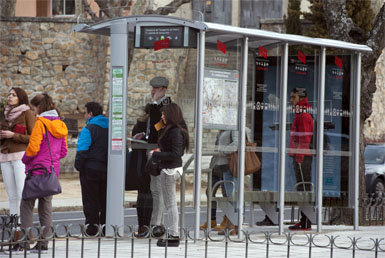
[202,68,239,130]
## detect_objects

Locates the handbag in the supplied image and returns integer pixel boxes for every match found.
[13,124,26,134]
[227,132,261,178]
[144,156,162,176]
[22,125,62,200]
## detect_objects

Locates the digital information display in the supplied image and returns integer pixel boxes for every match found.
[140,26,184,48]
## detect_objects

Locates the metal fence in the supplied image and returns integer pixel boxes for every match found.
[1,215,384,258]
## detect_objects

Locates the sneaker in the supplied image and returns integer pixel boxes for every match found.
[151,225,165,238]
[30,243,48,254]
[288,222,312,231]
[256,216,276,226]
[156,235,180,247]
[4,243,30,255]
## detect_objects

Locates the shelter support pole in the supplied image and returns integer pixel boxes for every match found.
[278,43,289,235]
[249,52,257,228]
[193,30,205,241]
[316,47,326,232]
[353,53,361,230]
[106,22,128,236]
[237,36,248,237]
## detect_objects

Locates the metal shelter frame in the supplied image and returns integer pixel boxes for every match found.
[72,15,371,238]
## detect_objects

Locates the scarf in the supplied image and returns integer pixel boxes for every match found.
[4,104,30,125]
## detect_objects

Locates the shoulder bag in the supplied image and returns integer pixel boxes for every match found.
[22,125,62,200]
[145,156,162,176]
[227,132,261,178]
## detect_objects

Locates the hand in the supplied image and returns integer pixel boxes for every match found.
[0,130,15,139]
[133,132,145,140]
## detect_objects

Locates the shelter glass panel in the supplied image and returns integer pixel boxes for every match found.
[252,44,282,192]
[201,35,244,225]
[251,44,353,209]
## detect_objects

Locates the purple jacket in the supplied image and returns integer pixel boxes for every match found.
[22,111,68,177]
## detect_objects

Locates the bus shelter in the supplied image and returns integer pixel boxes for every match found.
[72,15,371,237]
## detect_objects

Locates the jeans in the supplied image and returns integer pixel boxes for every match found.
[223,167,246,224]
[1,160,26,216]
[223,168,237,197]
[209,173,227,220]
[292,156,313,227]
[160,171,180,236]
[150,175,164,226]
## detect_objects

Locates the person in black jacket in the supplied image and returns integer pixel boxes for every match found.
[133,76,171,237]
[126,104,153,238]
[75,102,109,236]
[150,103,189,247]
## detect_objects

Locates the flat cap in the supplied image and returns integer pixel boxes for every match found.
[150,76,169,88]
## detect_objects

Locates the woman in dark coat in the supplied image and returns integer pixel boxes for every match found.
[150,103,189,247]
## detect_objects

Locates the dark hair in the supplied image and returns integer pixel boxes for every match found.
[9,87,29,106]
[291,88,307,98]
[159,103,189,151]
[85,102,103,116]
[30,93,59,115]
[137,104,150,122]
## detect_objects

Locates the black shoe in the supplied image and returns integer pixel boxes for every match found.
[30,243,48,254]
[256,216,276,226]
[288,222,312,231]
[86,224,100,236]
[135,226,149,238]
[152,225,165,238]
[4,243,30,255]
[156,235,180,247]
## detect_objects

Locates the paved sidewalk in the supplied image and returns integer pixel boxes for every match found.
[1,153,384,257]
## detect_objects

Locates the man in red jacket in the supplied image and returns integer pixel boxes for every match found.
[288,88,314,231]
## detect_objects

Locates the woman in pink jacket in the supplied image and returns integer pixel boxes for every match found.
[9,93,68,254]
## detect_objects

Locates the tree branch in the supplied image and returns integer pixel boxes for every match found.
[144,0,191,15]
[365,3,385,63]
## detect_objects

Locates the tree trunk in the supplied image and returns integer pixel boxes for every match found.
[323,0,385,225]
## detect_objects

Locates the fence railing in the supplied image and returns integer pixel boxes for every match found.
[1,216,384,258]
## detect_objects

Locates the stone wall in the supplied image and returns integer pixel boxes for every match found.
[0,17,109,115]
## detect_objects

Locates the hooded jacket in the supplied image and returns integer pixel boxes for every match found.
[22,110,68,177]
[289,97,314,163]
[75,115,109,172]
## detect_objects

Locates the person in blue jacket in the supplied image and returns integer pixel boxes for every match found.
[75,102,109,236]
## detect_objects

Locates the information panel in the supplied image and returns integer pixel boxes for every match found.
[140,26,183,48]
[111,67,124,153]
[202,68,239,130]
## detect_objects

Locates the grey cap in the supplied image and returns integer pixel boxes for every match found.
[150,76,169,88]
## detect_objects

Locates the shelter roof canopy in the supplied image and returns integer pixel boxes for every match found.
[72,15,372,52]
